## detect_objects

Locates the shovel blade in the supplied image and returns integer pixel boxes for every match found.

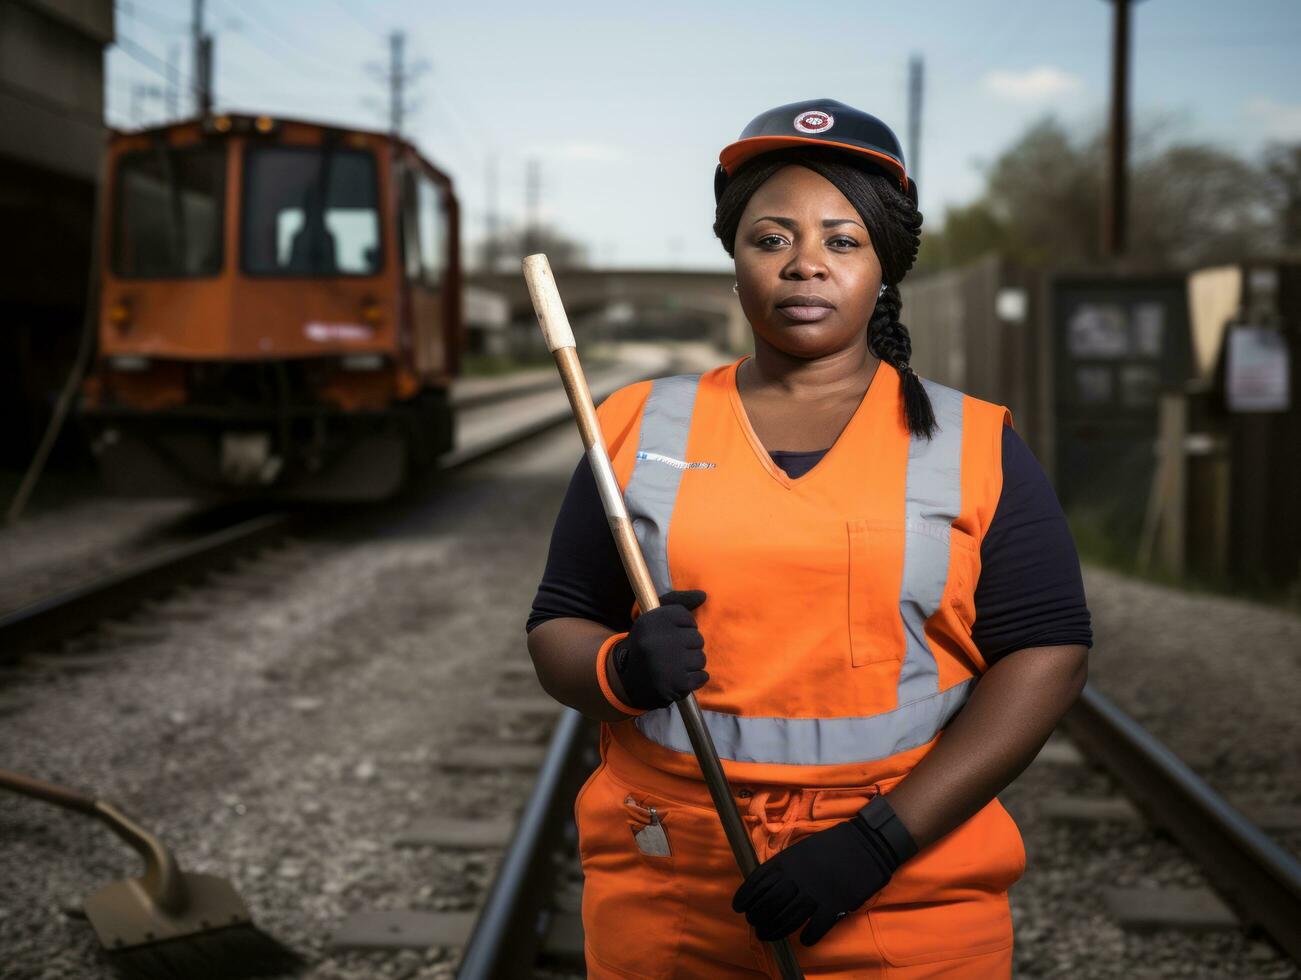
[84,871,251,950]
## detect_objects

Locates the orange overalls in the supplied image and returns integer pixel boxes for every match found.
[577,357,1025,978]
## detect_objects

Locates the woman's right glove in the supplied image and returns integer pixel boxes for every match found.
[609,590,709,710]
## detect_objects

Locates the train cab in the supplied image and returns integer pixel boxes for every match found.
[80,113,462,500]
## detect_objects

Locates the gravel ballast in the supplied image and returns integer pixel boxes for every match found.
[2,364,1297,978]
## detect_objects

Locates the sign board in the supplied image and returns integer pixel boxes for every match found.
[1226,324,1291,412]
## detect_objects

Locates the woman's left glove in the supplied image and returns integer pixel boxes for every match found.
[731,796,918,946]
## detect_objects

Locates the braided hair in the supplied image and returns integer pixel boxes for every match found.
[713,147,935,439]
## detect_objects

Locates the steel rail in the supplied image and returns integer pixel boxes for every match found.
[0,362,664,664]
[1063,684,1301,962]
[0,511,298,662]
[456,709,595,979]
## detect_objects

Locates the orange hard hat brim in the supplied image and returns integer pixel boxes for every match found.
[718,136,909,192]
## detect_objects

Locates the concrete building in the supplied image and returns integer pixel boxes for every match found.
[0,0,113,464]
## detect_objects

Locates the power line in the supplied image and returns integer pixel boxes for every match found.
[213,0,351,76]
[112,31,190,88]
[329,0,382,37]
[115,0,190,34]
[247,0,361,66]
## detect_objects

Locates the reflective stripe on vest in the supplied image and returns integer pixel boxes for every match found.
[625,372,972,767]
[625,374,703,597]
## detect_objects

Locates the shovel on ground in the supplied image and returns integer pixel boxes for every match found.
[0,767,301,979]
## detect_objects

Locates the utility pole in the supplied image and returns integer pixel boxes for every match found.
[192,0,213,116]
[388,31,405,135]
[166,42,180,120]
[524,157,541,257]
[1103,0,1132,258]
[367,31,425,137]
[484,154,500,272]
[906,54,924,189]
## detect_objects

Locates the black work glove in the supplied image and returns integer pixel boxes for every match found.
[732,796,918,946]
[609,589,708,710]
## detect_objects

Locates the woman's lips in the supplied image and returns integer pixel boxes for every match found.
[777,305,834,322]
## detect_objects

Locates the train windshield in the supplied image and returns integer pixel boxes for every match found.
[112,145,226,278]
[242,145,381,276]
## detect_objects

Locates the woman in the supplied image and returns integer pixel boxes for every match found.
[526,98,1092,978]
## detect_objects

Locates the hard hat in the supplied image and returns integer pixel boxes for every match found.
[714,98,913,204]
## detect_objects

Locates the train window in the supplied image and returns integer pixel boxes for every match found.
[416,176,446,288]
[242,146,381,276]
[400,170,423,282]
[112,145,226,278]
[400,170,446,289]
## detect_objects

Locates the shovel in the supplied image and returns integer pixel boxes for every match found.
[0,767,301,979]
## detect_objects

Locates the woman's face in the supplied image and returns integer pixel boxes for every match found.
[734,164,883,359]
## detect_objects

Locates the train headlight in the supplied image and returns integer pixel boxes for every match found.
[254,115,277,134]
[108,302,131,332]
[108,355,150,372]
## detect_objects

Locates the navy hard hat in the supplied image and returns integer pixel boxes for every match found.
[714,98,914,204]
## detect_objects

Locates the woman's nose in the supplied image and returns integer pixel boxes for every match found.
[782,243,827,280]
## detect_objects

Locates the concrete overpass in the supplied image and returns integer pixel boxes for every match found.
[467,268,749,351]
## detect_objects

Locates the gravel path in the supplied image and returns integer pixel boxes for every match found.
[1004,735,1297,979]
[0,423,585,980]
[1081,565,1301,860]
[0,498,199,614]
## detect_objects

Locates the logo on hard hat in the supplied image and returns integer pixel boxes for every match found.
[793,110,834,134]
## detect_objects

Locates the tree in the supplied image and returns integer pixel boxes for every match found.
[919,115,1286,272]
[1262,142,1301,252]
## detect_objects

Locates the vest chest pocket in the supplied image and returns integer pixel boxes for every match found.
[847,518,973,667]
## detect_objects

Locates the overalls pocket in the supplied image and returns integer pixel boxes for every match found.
[866,794,1023,967]
[576,767,686,979]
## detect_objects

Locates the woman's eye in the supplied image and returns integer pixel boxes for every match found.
[829,236,859,249]
[757,234,787,248]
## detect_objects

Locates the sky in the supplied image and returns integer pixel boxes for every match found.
[107,0,1301,272]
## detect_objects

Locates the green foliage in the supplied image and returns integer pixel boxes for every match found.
[920,114,1292,273]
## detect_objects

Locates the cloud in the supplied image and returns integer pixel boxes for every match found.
[982,66,1084,103]
[1245,97,1301,140]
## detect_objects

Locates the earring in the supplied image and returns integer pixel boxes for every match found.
[878,283,887,297]
[732,282,739,294]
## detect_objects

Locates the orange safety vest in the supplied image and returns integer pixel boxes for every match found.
[595,355,1011,789]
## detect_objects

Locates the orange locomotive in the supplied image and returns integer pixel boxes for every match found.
[80,113,462,500]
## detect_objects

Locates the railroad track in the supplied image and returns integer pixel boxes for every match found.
[9,345,1295,976]
[1062,685,1301,963]
[427,682,1301,979]
[0,358,666,669]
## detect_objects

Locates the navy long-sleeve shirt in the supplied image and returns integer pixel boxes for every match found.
[528,424,1092,664]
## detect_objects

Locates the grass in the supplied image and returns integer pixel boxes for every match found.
[460,351,558,377]
[1068,508,1301,615]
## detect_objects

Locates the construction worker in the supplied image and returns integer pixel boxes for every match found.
[526,98,1092,978]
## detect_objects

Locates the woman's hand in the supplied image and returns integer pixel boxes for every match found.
[610,590,709,710]
[731,797,915,946]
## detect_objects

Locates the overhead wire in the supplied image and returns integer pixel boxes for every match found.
[328,0,383,37]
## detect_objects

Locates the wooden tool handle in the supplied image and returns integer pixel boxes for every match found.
[523,254,576,352]
[522,253,805,980]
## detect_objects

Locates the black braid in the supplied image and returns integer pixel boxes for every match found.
[868,284,935,438]
[714,147,936,439]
